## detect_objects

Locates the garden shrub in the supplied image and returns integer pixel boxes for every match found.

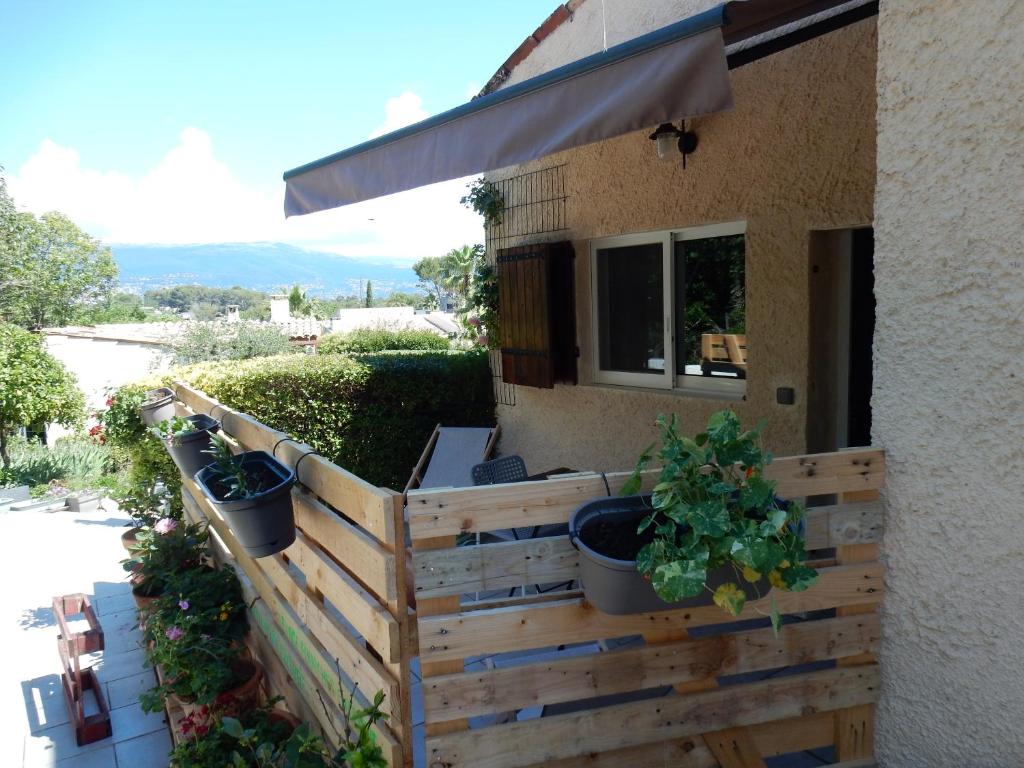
[318,327,450,354]
[1,436,114,491]
[174,322,299,365]
[180,350,494,489]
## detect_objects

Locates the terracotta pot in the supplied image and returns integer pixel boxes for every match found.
[171,659,265,719]
[121,526,143,552]
[131,580,163,612]
[268,709,302,731]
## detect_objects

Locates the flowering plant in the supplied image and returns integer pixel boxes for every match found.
[140,565,249,712]
[169,699,300,767]
[122,519,208,598]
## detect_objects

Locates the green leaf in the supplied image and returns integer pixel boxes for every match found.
[738,474,775,511]
[759,508,788,536]
[731,536,786,575]
[221,716,244,739]
[686,501,731,538]
[706,410,741,443]
[780,564,818,592]
[651,558,706,602]
[635,540,664,577]
[712,582,746,616]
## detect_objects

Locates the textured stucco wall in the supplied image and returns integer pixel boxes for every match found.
[491,11,877,473]
[873,1,1024,764]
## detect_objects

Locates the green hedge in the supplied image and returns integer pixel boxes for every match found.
[179,350,494,489]
[318,328,450,354]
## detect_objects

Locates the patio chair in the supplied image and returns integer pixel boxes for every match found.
[471,455,529,485]
[405,424,500,493]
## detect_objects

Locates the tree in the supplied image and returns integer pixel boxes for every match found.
[3,208,117,329]
[0,323,84,470]
[440,244,484,306]
[365,280,374,308]
[288,284,307,315]
[0,170,37,324]
[412,256,447,308]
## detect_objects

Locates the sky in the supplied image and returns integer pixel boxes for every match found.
[0,1,560,263]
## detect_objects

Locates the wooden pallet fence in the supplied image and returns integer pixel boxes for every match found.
[406,448,886,768]
[171,383,414,767]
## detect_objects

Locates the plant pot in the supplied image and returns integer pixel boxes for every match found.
[139,387,175,427]
[195,452,296,558]
[569,495,771,615]
[121,526,143,551]
[131,580,163,612]
[171,659,265,719]
[160,414,221,478]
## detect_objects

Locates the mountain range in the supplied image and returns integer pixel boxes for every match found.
[112,242,420,296]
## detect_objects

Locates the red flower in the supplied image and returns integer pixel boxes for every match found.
[193,723,209,737]
[105,396,115,407]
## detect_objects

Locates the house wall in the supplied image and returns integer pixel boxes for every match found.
[872,1,1024,763]
[490,11,877,473]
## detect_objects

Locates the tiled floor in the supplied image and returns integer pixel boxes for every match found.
[0,504,171,767]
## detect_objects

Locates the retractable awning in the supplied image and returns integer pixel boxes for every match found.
[283,0,869,216]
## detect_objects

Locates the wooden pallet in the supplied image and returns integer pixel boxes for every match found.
[407,448,884,768]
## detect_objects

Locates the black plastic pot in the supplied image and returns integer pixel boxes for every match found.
[195,451,296,558]
[139,387,175,427]
[569,495,771,615]
[159,414,221,478]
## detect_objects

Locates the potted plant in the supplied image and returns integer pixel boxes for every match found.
[139,386,175,427]
[169,699,302,767]
[114,483,171,550]
[178,687,389,767]
[141,565,260,719]
[569,411,817,622]
[152,414,221,478]
[123,518,208,610]
[195,434,296,558]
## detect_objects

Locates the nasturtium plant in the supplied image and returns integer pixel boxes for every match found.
[621,410,817,621]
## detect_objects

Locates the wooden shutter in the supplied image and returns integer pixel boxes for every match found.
[497,241,576,389]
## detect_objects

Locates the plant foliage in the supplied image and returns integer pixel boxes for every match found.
[179,350,494,489]
[0,323,85,469]
[460,178,504,227]
[622,411,816,620]
[317,328,449,355]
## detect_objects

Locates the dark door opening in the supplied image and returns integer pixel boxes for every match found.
[807,227,875,452]
[846,228,874,447]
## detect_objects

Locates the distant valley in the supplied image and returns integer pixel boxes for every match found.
[112,242,420,296]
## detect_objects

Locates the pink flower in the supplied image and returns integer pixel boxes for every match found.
[138,621,146,632]
[178,600,189,611]
[154,518,177,535]
[476,334,489,347]
[467,315,481,327]
[165,626,184,641]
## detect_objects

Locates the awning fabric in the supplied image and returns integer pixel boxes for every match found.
[283,6,732,216]
[282,0,863,216]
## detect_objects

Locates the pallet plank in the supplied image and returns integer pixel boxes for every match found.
[293,488,397,602]
[174,381,395,543]
[407,449,883,539]
[426,665,880,768]
[417,562,883,663]
[422,613,880,723]
[411,502,881,599]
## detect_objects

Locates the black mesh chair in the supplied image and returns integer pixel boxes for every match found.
[471,455,529,486]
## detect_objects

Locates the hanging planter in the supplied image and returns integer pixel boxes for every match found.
[139,387,175,427]
[195,436,296,558]
[571,411,818,623]
[570,495,770,615]
[152,414,221,478]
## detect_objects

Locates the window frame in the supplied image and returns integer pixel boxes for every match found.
[590,221,748,398]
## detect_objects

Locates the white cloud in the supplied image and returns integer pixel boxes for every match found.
[8,93,484,263]
[369,91,429,139]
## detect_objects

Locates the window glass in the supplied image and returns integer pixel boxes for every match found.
[596,242,664,374]
[674,234,746,377]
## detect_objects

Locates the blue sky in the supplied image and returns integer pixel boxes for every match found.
[0,1,559,261]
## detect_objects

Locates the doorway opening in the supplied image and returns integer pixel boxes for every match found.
[807,227,875,452]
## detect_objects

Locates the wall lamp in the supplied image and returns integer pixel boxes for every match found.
[648,121,698,167]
